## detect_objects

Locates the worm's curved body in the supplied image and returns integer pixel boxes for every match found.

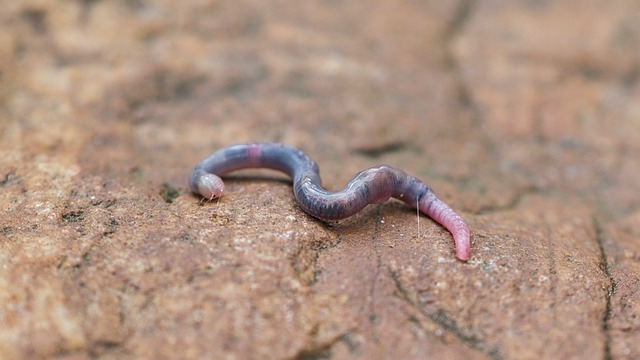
[189,143,471,260]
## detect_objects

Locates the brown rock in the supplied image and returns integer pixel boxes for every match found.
[1,0,638,359]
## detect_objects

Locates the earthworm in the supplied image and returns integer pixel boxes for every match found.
[189,143,471,261]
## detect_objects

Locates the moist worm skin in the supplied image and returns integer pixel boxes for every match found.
[189,143,471,261]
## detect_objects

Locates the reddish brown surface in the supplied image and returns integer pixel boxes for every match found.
[1,1,639,359]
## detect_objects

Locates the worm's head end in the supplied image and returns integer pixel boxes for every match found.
[196,174,225,200]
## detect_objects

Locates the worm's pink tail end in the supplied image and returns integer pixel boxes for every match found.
[419,193,471,261]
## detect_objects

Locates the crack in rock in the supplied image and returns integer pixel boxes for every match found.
[389,267,502,360]
[593,217,615,360]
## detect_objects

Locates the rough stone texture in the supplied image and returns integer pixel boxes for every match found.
[1,0,638,359]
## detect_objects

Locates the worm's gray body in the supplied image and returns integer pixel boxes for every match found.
[189,143,471,260]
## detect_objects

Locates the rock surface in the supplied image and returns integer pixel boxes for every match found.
[1,0,639,359]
